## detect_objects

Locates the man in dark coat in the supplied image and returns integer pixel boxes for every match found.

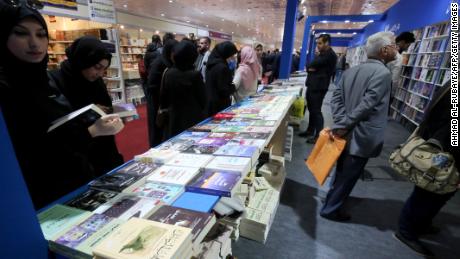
[160,40,207,139]
[48,36,124,177]
[205,41,238,116]
[299,34,337,143]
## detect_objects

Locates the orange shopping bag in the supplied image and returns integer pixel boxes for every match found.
[305,128,347,186]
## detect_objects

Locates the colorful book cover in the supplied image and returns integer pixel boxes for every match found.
[157,138,195,152]
[205,156,251,175]
[148,205,215,243]
[207,132,237,140]
[186,171,241,197]
[92,218,192,259]
[89,173,142,192]
[197,138,229,146]
[183,144,221,155]
[147,165,201,186]
[176,131,209,141]
[236,132,271,139]
[228,138,267,148]
[165,153,214,168]
[214,144,259,159]
[130,182,184,204]
[134,148,179,164]
[115,161,159,177]
[243,126,273,134]
[65,189,118,212]
[250,120,277,127]
[212,125,247,133]
[190,124,218,132]
[94,194,162,220]
[172,192,220,213]
[54,214,114,248]
[38,204,91,240]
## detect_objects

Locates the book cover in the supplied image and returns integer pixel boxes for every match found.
[165,153,214,168]
[207,132,237,140]
[250,120,277,127]
[157,138,195,152]
[147,165,201,186]
[54,214,114,249]
[236,132,271,139]
[38,204,91,240]
[130,182,184,204]
[205,156,251,175]
[115,161,159,177]
[228,138,267,148]
[176,131,209,141]
[94,194,162,220]
[186,171,241,197]
[148,205,216,244]
[196,138,228,146]
[65,189,118,212]
[134,148,179,164]
[113,103,138,118]
[190,124,218,132]
[242,126,273,134]
[172,192,220,213]
[214,144,259,159]
[92,217,192,259]
[183,144,221,155]
[89,173,142,192]
[212,125,247,133]
[48,104,106,132]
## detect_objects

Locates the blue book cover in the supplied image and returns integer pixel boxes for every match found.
[186,171,241,197]
[172,192,220,213]
[214,144,258,158]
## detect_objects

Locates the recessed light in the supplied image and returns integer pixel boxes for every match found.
[231,32,234,34]
[368,19,374,23]
[155,30,160,34]
[353,32,357,35]
[338,32,341,35]
[140,29,143,32]
[120,25,125,29]
[169,0,173,3]
[345,20,350,23]
[173,32,177,35]
[161,13,165,16]
[206,25,209,27]
[247,8,251,12]
[321,20,328,23]
[186,20,190,23]
[123,4,127,8]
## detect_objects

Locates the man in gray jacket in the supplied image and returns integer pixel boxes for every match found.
[320,31,398,222]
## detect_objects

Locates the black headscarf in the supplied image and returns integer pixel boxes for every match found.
[65,36,112,71]
[172,40,198,71]
[207,41,238,68]
[0,1,49,91]
[162,39,178,68]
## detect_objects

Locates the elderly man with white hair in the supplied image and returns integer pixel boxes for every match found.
[320,31,397,222]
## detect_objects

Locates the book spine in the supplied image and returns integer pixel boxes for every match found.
[185,186,230,197]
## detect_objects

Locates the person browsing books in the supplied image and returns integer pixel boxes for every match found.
[205,41,238,116]
[160,40,207,140]
[320,32,397,222]
[48,36,124,177]
[232,46,260,102]
[0,0,123,209]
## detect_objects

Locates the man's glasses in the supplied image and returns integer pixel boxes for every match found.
[4,0,44,10]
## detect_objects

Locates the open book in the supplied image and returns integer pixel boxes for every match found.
[47,104,106,133]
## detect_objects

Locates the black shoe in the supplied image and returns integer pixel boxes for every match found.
[320,212,351,222]
[306,135,318,144]
[298,130,313,137]
[393,232,434,258]
[419,225,441,236]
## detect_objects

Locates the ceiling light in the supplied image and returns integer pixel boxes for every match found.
[155,30,160,34]
[220,29,223,31]
[368,19,374,23]
[222,19,225,21]
[173,32,177,35]
[247,9,251,12]
[161,13,165,16]
[345,20,350,23]
[337,32,341,35]
[206,25,209,27]
[186,20,190,23]
[321,20,328,23]
[261,17,265,20]
[232,32,234,34]
[237,24,239,27]
[201,11,204,14]
[353,32,357,35]
[123,4,127,8]
[140,28,143,32]
[120,25,125,29]
[169,0,173,3]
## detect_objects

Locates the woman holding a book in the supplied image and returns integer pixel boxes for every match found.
[0,0,124,209]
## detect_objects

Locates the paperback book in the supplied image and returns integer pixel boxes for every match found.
[148,205,216,252]
[94,194,162,220]
[183,144,221,155]
[134,148,179,164]
[38,204,91,240]
[114,161,159,177]
[214,144,259,162]
[186,171,242,197]
[147,165,201,186]
[47,104,105,132]
[129,182,184,204]
[172,192,220,213]
[196,137,229,146]
[65,189,118,212]
[156,138,195,152]
[165,153,214,168]
[205,156,252,176]
[92,217,193,259]
[89,173,143,193]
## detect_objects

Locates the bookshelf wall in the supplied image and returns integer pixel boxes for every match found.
[390,21,450,131]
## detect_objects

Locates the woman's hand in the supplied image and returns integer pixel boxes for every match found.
[88,114,124,137]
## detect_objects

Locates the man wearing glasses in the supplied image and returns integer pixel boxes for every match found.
[320,31,397,222]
